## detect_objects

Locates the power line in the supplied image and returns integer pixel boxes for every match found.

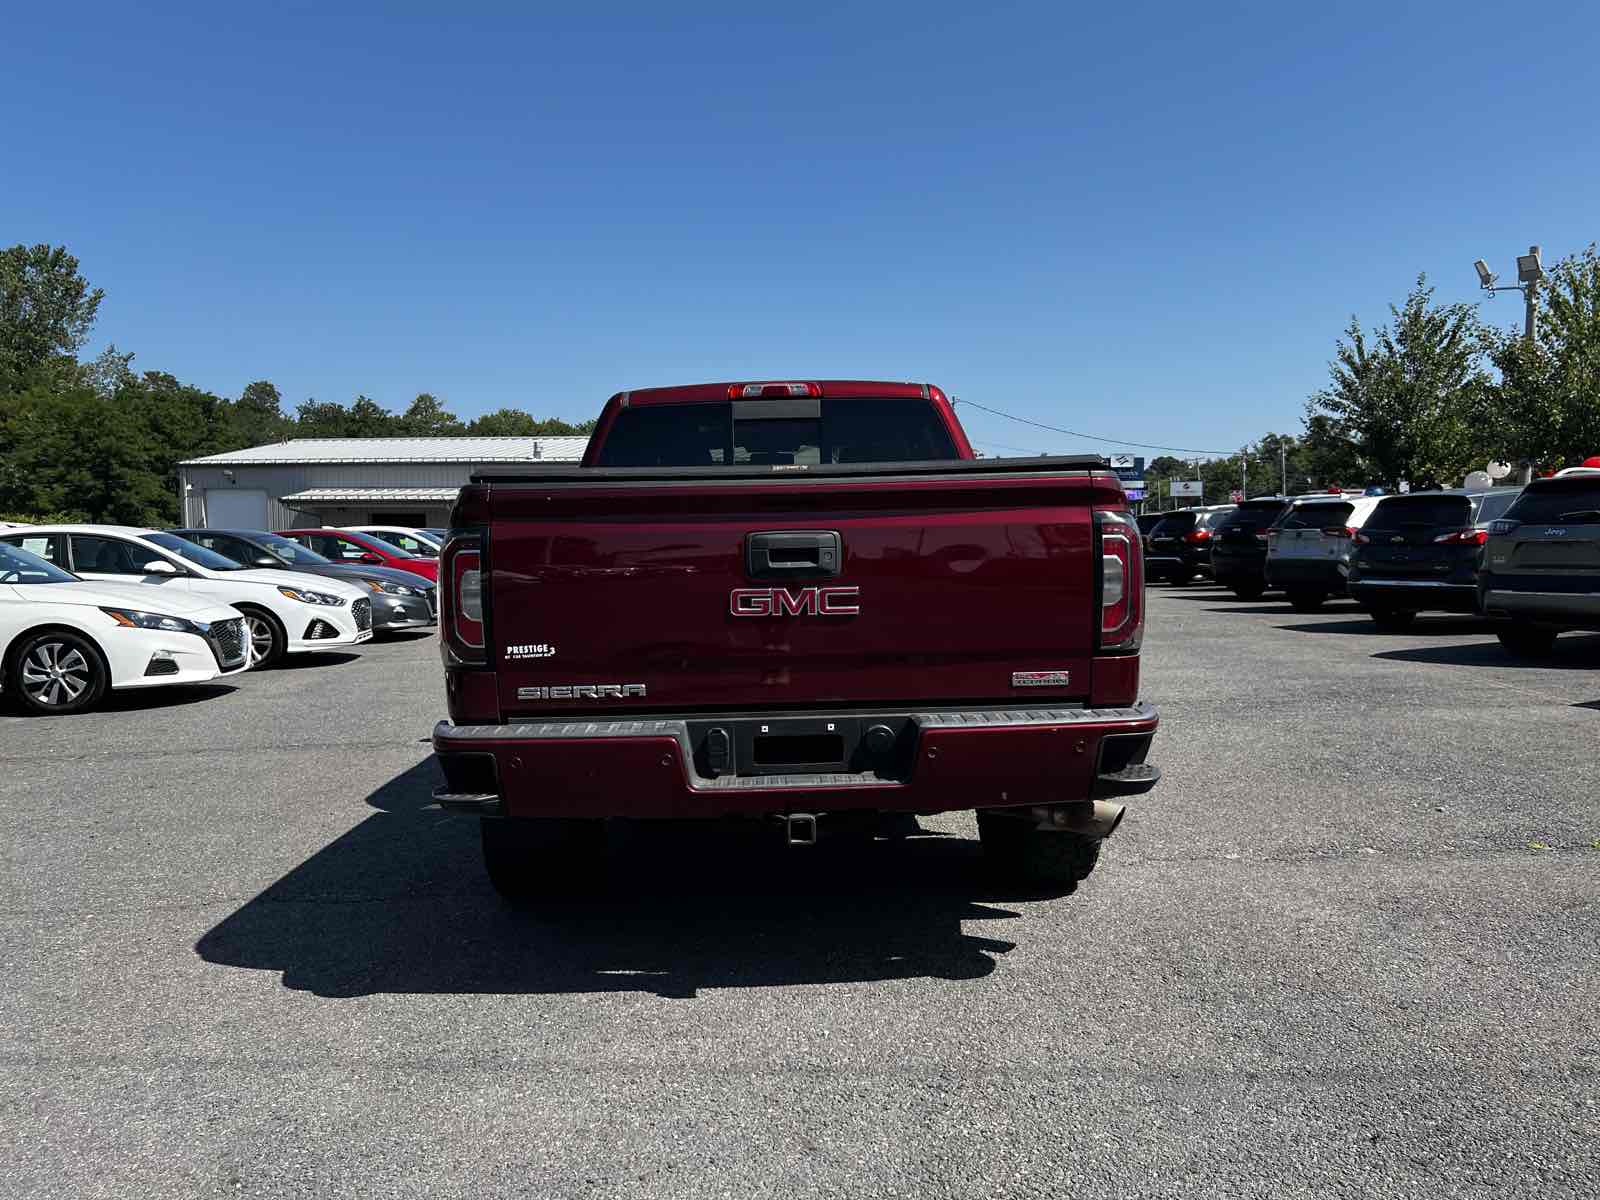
[970,437,1053,456]
[953,398,1235,457]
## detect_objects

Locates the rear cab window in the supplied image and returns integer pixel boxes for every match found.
[595,399,960,468]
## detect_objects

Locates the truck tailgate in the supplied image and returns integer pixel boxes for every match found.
[480,467,1111,717]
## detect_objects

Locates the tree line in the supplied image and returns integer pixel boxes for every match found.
[0,243,593,526]
[1141,247,1600,506]
[6,240,1598,525]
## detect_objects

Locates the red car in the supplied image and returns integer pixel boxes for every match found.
[274,528,438,583]
[430,379,1160,901]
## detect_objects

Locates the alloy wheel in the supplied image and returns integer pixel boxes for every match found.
[20,641,92,708]
[243,615,275,666]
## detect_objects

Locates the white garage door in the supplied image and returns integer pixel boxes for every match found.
[204,489,269,530]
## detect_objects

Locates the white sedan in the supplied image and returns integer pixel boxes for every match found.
[0,526,374,669]
[2,541,250,715]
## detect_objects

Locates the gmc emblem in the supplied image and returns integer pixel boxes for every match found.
[730,586,860,617]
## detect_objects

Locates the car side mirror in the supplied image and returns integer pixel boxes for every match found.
[143,559,179,575]
[254,556,279,568]
[359,552,383,564]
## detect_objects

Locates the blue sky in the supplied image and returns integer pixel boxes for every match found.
[5,2,1596,458]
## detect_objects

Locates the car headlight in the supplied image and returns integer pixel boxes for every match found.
[366,579,419,596]
[277,586,347,606]
[101,608,202,634]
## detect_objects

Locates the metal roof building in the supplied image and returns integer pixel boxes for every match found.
[177,436,588,530]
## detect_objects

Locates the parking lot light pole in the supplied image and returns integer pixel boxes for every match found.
[1473,245,1544,341]
[1474,244,1546,482]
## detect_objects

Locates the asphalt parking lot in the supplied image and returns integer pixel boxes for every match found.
[4,591,1598,1199]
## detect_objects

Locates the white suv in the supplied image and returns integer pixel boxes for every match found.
[1264,495,1385,611]
[0,527,373,668]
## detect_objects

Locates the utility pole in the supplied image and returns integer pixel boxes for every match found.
[1280,441,1288,497]
[1241,448,1247,499]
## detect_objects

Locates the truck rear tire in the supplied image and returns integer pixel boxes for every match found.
[1496,625,1558,657]
[480,817,605,901]
[1230,582,1265,601]
[976,811,1101,892]
[1287,589,1326,612]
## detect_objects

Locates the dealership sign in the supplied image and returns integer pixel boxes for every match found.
[1107,454,1145,483]
[1171,480,1204,498]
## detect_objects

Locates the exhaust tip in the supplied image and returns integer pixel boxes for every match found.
[785,813,818,847]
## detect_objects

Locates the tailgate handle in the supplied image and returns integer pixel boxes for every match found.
[746,531,841,579]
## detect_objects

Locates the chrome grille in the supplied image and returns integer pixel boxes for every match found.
[209,617,247,669]
[353,598,372,632]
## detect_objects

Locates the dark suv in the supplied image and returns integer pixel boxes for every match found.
[1209,498,1291,599]
[1346,490,1518,628]
[1478,471,1600,655]
[1144,507,1234,585]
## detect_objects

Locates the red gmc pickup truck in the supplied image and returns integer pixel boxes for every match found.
[432,380,1159,899]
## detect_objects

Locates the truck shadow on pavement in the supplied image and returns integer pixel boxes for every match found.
[195,760,1039,999]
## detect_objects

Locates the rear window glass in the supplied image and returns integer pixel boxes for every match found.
[1277,502,1353,530]
[1364,495,1471,531]
[1505,481,1600,524]
[596,399,960,468]
[1472,490,1520,523]
[1149,512,1198,536]
[1218,501,1287,528]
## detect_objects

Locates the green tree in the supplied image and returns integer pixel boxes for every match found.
[399,392,463,435]
[467,408,596,437]
[0,243,105,389]
[227,379,292,447]
[295,398,352,437]
[1,382,169,523]
[1307,276,1489,488]
[346,394,396,437]
[1298,413,1364,489]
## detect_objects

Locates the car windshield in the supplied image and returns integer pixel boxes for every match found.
[142,532,248,571]
[1364,495,1472,531]
[0,541,77,584]
[250,532,335,566]
[1504,480,1600,524]
[1277,502,1354,530]
[595,399,961,467]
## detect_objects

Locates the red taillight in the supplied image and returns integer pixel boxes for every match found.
[1097,510,1143,652]
[1434,528,1489,545]
[1184,528,1212,544]
[1323,526,1356,539]
[1352,530,1371,545]
[441,531,485,663]
[727,382,823,399]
